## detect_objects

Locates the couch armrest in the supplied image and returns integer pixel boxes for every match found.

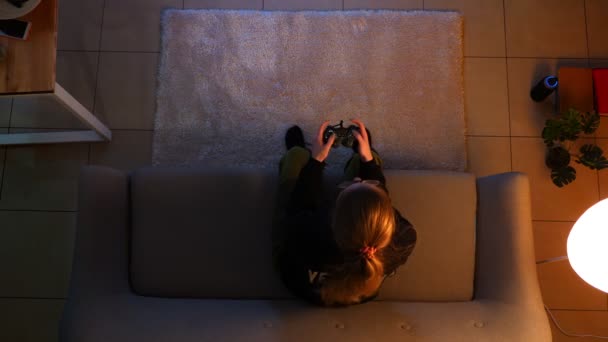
[67,165,131,295]
[475,172,551,339]
[476,172,542,302]
[475,172,546,305]
[61,166,134,342]
[475,172,551,341]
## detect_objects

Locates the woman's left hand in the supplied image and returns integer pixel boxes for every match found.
[351,118,373,162]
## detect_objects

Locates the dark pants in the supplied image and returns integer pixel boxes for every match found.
[272,147,383,263]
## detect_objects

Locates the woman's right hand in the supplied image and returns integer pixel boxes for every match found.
[312,121,335,162]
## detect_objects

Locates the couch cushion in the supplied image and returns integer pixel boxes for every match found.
[378,170,476,301]
[129,167,476,301]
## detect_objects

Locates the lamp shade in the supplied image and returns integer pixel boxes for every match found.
[567,199,608,293]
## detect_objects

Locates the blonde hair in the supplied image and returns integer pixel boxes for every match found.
[321,184,396,306]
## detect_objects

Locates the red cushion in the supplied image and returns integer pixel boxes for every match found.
[593,68,608,114]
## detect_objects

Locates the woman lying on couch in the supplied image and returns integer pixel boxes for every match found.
[273,119,417,307]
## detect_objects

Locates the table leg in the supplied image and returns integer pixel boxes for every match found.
[0,83,112,145]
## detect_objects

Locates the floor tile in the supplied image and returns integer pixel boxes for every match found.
[511,137,599,221]
[12,52,99,129]
[11,96,84,130]
[101,0,182,52]
[504,0,587,58]
[58,0,105,51]
[465,57,510,136]
[547,312,566,342]
[0,98,12,127]
[0,211,76,298]
[344,0,422,10]
[466,136,511,177]
[596,138,608,199]
[596,117,608,139]
[532,221,573,262]
[549,310,608,341]
[507,58,589,137]
[184,0,263,9]
[90,130,153,172]
[586,0,608,59]
[537,260,607,310]
[0,298,64,342]
[0,137,89,211]
[424,0,505,57]
[94,52,159,130]
[264,0,342,10]
[56,52,99,113]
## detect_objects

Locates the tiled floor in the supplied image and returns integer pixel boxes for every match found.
[1,0,607,340]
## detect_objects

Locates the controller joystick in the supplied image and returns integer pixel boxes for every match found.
[323,120,359,148]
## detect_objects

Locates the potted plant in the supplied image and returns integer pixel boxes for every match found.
[542,108,608,187]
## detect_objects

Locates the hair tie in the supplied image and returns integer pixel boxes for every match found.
[359,246,377,259]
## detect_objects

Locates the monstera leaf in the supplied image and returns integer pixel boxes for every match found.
[551,166,576,188]
[581,111,600,135]
[559,109,583,141]
[542,119,563,146]
[543,109,600,146]
[576,144,608,170]
[542,109,607,187]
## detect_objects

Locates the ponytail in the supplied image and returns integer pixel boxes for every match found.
[320,184,395,306]
[360,246,384,279]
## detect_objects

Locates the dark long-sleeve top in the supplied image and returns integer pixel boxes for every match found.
[276,158,417,306]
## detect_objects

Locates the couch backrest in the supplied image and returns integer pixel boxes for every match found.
[129,167,476,301]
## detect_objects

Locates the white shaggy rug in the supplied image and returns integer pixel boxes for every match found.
[154,9,465,171]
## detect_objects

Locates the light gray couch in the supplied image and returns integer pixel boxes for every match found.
[60,166,551,341]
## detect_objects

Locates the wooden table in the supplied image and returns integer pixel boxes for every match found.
[0,0,111,145]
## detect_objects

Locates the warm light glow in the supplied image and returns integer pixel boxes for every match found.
[567,199,608,293]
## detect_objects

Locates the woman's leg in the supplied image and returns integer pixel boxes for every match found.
[278,146,311,206]
[344,127,383,180]
[273,145,311,266]
[343,150,383,181]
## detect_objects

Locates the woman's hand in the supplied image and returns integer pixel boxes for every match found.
[351,118,373,162]
[312,121,335,162]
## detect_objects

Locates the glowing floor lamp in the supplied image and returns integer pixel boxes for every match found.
[567,199,608,293]
[537,199,608,339]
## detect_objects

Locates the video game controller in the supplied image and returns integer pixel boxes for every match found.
[323,120,360,148]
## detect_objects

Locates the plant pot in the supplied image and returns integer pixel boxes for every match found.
[546,146,571,169]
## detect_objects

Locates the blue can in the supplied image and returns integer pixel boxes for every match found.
[530,76,558,102]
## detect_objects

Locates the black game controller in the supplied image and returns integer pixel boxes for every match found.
[323,120,360,148]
